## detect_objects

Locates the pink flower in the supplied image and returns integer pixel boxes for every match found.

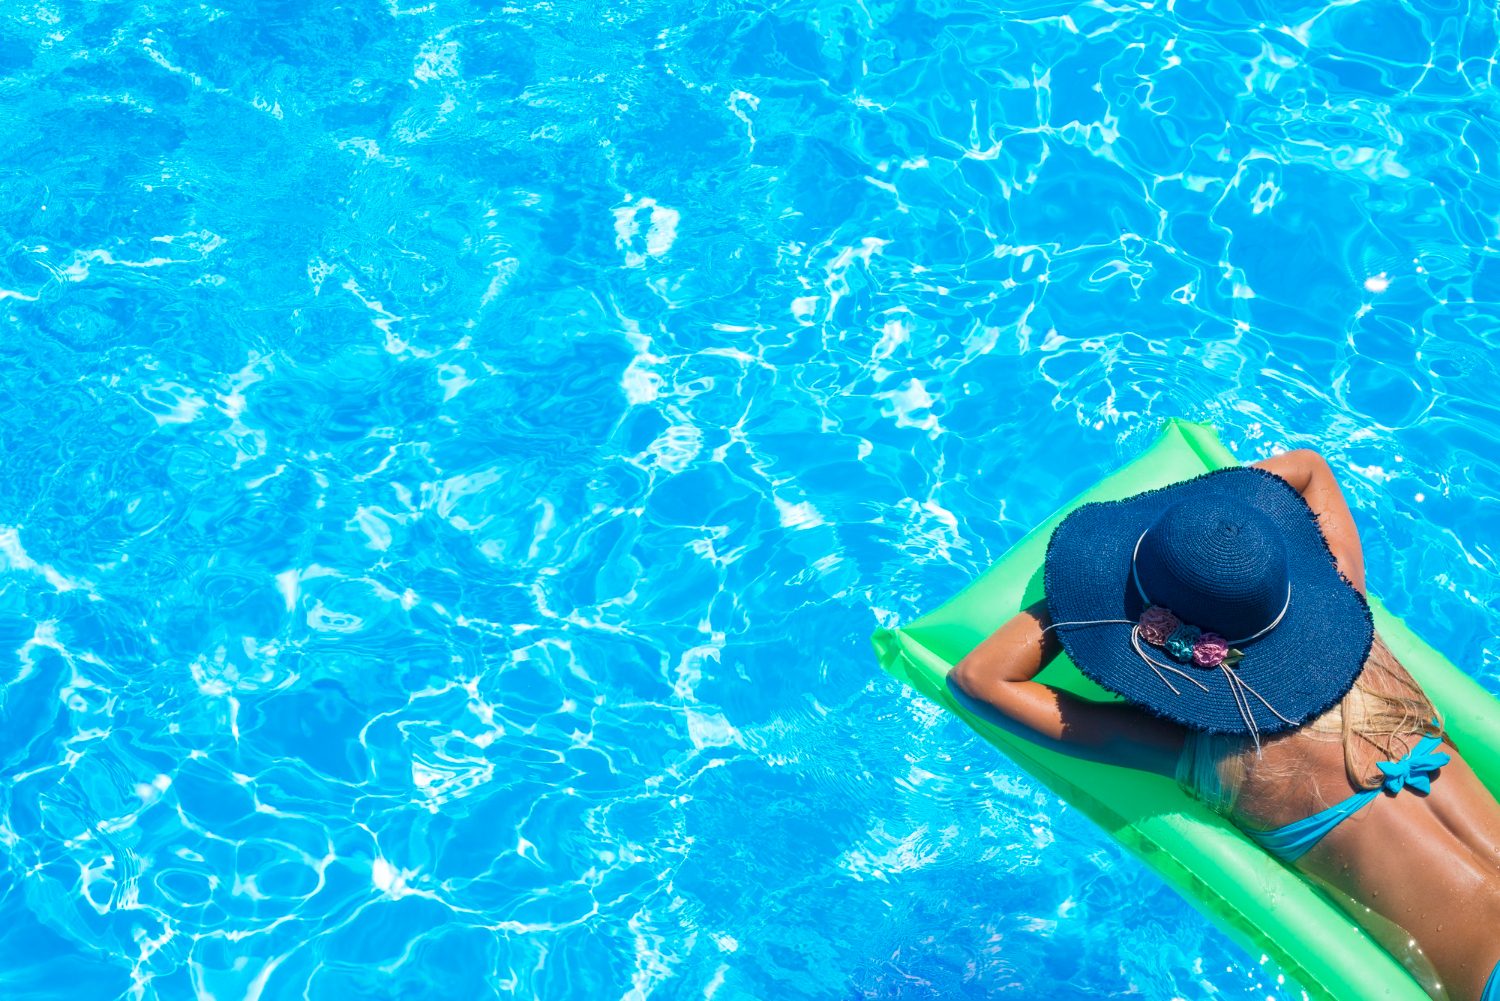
[1138,605,1180,645]
[1192,632,1230,668]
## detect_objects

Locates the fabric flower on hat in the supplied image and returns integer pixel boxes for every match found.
[1165,624,1201,663]
[1192,632,1230,668]
[1138,605,1180,645]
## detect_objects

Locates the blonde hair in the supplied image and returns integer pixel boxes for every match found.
[1177,631,1443,814]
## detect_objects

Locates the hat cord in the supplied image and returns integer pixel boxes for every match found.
[1043,617,1213,697]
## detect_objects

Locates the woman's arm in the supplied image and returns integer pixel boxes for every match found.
[947,600,1186,776]
[1251,449,1366,595]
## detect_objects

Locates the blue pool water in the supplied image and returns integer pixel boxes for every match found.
[1,0,1498,998]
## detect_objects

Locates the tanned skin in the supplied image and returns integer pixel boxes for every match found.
[948,450,1500,1001]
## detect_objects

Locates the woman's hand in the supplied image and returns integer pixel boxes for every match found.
[1251,449,1366,595]
[948,601,1186,776]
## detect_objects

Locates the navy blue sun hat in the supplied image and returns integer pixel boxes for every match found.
[1042,466,1373,741]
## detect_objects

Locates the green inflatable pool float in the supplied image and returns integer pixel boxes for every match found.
[871,419,1500,1001]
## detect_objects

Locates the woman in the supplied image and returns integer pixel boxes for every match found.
[948,449,1500,1001]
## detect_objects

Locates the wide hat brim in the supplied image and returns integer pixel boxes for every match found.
[1043,467,1373,736]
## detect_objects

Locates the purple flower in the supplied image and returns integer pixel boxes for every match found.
[1138,606,1180,646]
[1192,632,1230,668]
[1165,624,1201,663]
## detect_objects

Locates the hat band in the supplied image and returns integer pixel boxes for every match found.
[1129,530,1291,647]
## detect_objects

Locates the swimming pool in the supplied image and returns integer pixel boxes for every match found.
[1,0,1496,997]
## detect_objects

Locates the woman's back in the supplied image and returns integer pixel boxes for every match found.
[1195,666,1500,1000]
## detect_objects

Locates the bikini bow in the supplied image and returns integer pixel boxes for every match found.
[1376,743,1451,795]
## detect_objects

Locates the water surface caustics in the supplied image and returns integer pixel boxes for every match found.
[0,0,1498,998]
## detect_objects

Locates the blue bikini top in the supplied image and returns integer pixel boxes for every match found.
[1242,731,1450,863]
